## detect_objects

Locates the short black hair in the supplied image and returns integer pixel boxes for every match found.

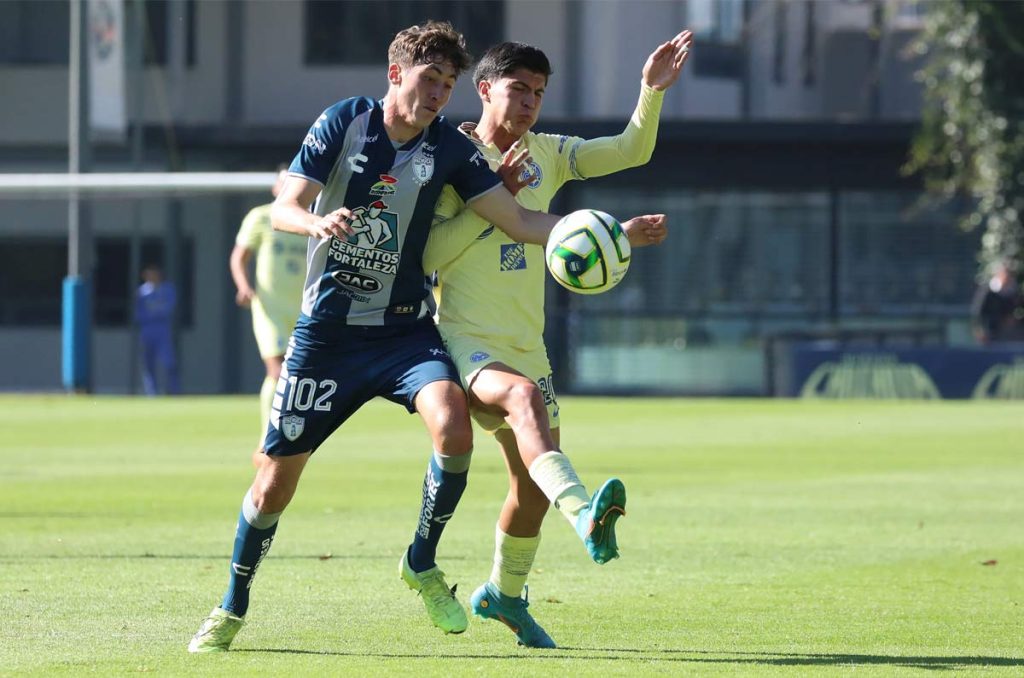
[473,42,553,87]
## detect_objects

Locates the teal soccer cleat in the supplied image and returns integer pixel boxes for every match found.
[576,478,626,564]
[470,582,556,649]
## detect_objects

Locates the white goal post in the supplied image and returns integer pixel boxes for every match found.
[0,172,279,197]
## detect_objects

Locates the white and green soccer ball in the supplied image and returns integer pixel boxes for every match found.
[545,209,631,295]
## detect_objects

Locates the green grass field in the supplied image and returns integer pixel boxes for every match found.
[2,395,1021,676]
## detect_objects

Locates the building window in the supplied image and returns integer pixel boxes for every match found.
[95,237,195,327]
[0,0,196,67]
[0,237,193,328]
[688,0,744,78]
[772,0,787,85]
[138,0,197,67]
[0,0,70,65]
[304,0,504,65]
[0,239,66,324]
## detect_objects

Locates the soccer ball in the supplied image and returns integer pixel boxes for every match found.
[545,209,631,294]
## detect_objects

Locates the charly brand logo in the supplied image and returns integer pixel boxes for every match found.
[972,358,1024,399]
[800,354,941,399]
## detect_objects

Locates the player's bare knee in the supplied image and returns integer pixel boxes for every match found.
[251,463,299,513]
[433,416,473,455]
[422,386,473,454]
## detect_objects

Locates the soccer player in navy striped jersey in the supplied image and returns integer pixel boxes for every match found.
[188,20,667,653]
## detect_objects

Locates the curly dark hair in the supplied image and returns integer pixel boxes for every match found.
[473,42,553,87]
[388,20,472,76]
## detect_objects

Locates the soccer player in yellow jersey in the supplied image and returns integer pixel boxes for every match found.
[423,31,691,647]
[230,168,308,462]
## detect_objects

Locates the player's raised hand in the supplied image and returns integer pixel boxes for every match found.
[621,213,668,248]
[497,141,535,196]
[643,30,692,91]
[309,207,356,239]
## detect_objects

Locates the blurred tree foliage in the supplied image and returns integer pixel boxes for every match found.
[906,0,1024,275]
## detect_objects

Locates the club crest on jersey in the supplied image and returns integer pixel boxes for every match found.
[369,174,398,197]
[280,415,304,441]
[520,159,542,189]
[470,351,491,363]
[412,150,434,186]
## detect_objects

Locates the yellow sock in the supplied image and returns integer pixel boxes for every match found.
[489,526,541,599]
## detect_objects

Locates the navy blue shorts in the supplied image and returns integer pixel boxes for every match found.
[263,317,460,456]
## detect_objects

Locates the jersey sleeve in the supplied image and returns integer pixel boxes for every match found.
[423,185,490,273]
[561,83,666,181]
[287,97,372,186]
[445,131,503,203]
[235,206,265,250]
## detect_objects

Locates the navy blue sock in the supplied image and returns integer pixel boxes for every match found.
[220,490,281,617]
[408,450,471,572]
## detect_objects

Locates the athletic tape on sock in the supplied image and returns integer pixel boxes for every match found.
[528,451,583,503]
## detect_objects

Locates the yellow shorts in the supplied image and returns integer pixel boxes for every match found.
[440,330,560,433]
[251,300,296,359]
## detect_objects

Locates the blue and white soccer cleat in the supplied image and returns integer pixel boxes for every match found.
[576,477,626,565]
[470,582,556,649]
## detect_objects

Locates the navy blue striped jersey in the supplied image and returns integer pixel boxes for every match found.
[287,97,501,326]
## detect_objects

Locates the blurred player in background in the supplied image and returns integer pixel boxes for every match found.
[188,19,668,653]
[422,31,689,647]
[971,259,1023,344]
[230,167,308,465]
[134,263,180,396]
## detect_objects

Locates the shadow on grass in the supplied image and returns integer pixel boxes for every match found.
[237,647,1023,670]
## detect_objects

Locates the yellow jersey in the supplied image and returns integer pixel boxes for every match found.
[235,203,308,326]
[425,84,665,352]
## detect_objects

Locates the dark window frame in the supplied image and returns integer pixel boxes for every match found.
[304,0,504,66]
[0,236,194,328]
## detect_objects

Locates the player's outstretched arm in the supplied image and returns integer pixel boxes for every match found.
[467,186,560,246]
[425,145,537,271]
[271,175,357,240]
[622,213,669,248]
[571,29,692,180]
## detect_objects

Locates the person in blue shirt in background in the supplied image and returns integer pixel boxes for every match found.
[135,263,180,395]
